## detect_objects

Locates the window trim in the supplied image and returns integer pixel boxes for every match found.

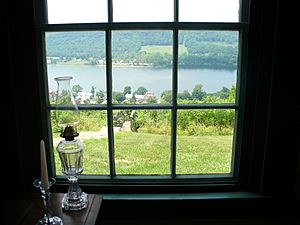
[34,0,253,191]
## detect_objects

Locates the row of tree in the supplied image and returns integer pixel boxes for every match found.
[46,31,238,70]
[66,83,235,104]
[51,84,236,136]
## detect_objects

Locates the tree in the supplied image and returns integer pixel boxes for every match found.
[123,86,131,95]
[112,91,125,103]
[96,90,105,103]
[130,110,139,132]
[147,96,158,104]
[178,90,192,101]
[135,86,148,95]
[216,87,230,99]
[160,90,172,103]
[113,110,125,127]
[192,84,206,100]
[130,93,137,104]
[228,85,236,103]
[91,86,96,97]
[72,84,83,97]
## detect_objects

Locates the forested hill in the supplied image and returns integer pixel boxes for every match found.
[46,31,238,70]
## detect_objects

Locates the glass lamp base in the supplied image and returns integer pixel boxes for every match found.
[36,215,63,225]
[62,192,88,210]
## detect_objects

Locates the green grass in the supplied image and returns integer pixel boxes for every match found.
[176,135,232,174]
[53,132,233,176]
[141,45,188,55]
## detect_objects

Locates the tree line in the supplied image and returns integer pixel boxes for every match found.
[46,31,238,70]
[65,83,235,104]
[50,84,235,136]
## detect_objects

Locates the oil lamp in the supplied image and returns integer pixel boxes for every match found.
[54,76,88,210]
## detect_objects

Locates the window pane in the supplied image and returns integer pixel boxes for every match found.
[46,31,106,105]
[52,110,110,175]
[179,0,239,22]
[47,0,107,24]
[178,31,238,104]
[114,110,171,175]
[113,0,173,22]
[176,109,235,174]
[112,31,172,104]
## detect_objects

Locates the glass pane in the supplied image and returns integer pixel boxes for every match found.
[176,109,235,174]
[113,0,173,22]
[46,31,106,105]
[178,31,238,104]
[179,0,239,22]
[52,110,109,175]
[114,110,171,175]
[112,31,172,104]
[47,0,107,24]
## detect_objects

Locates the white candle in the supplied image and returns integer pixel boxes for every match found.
[40,140,49,189]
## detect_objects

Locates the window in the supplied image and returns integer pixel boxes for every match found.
[35,0,250,189]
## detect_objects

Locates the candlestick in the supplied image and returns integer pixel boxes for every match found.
[33,177,63,225]
[40,140,49,189]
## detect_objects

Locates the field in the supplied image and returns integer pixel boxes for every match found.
[141,44,188,55]
[53,131,233,176]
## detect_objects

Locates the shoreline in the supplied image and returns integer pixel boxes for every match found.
[47,63,236,71]
[48,62,156,68]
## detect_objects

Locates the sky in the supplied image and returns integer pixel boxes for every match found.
[47,0,239,24]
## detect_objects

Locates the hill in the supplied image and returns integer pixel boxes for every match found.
[46,31,238,70]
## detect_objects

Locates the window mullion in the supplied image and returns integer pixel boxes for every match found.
[106,29,116,178]
[108,0,113,22]
[171,29,179,178]
[174,0,179,22]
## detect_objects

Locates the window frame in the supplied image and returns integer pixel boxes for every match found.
[34,0,252,192]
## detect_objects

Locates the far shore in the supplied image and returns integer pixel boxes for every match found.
[48,62,161,68]
[47,61,236,71]
[47,62,165,69]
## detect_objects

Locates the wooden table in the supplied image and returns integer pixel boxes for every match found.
[4,193,102,225]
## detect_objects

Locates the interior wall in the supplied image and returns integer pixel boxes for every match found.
[5,0,42,192]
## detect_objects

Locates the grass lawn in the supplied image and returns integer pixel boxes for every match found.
[54,132,233,176]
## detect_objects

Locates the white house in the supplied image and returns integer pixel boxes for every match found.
[125,93,145,101]
[77,92,93,103]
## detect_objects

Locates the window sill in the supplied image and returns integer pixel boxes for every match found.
[99,192,299,220]
[100,191,267,200]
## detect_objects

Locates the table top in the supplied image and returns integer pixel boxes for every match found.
[4,192,102,225]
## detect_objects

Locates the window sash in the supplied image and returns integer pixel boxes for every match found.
[34,0,249,185]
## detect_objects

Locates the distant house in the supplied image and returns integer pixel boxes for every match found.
[97,59,105,65]
[125,93,145,101]
[77,92,93,103]
[46,56,60,64]
[144,92,155,98]
[125,92,156,103]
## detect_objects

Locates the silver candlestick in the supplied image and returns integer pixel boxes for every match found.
[33,178,63,224]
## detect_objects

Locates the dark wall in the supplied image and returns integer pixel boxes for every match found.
[5,0,42,193]
[250,0,300,199]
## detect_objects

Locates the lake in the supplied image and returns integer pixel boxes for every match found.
[47,64,236,96]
